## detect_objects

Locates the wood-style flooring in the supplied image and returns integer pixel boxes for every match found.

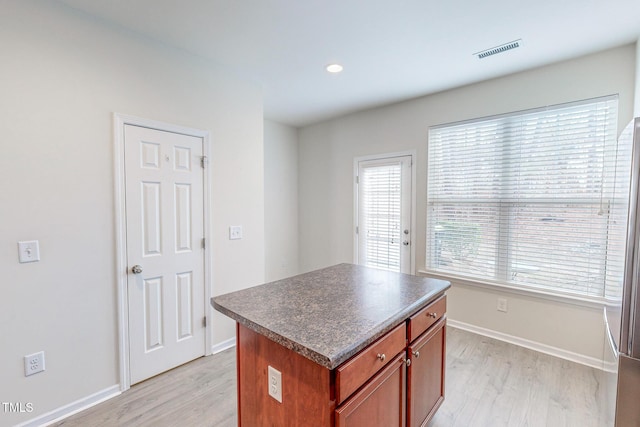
[429,328,609,427]
[52,327,608,427]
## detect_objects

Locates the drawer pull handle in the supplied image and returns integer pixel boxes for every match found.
[377,353,386,362]
[426,312,437,318]
[412,350,420,359]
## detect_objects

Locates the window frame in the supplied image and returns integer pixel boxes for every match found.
[423,95,623,305]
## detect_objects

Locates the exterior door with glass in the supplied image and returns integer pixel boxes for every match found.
[355,155,412,273]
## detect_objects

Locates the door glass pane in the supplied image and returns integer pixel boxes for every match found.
[361,163,401,272]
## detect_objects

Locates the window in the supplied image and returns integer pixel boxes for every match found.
[425,96,629,300]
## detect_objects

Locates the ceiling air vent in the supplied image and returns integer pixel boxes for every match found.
[475,39,522,59]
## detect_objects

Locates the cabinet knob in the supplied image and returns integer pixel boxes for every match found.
[426,312,437,318]
[412,350,420,359]
[376,353,386,362]
[402,358,411,367]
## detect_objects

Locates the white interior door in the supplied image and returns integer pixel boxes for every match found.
[356,155,412,273]
[124,124,206,385]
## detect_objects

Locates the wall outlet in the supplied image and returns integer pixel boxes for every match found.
[497,297,508,313]
[24,351,45,377]
[268,365,282,403]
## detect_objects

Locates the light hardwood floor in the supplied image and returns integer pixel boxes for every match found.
[429,328,609,427]
[53,328,608,427]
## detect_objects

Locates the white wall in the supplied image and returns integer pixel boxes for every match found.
[298,44,637,362]
[264,120,300,281]
[0,1,264,425]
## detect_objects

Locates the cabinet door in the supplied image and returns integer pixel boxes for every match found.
[335,353,406,427]
[407,317,446,427]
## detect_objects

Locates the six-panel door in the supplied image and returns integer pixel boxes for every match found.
[124,124,206,384]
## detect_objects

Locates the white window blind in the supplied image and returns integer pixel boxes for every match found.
[426,96,630,299]
[360,163,402,272]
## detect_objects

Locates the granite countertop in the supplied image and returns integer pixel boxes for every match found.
[212,263,450,370]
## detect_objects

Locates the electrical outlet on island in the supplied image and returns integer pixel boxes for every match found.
[268,365,282,403]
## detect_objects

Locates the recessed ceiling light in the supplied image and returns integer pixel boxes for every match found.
[326,64,343,73]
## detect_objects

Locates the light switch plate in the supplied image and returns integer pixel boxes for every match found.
[18,241,40,263]
[229,226,243,240]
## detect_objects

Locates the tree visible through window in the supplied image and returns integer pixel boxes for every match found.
[425,96,628,299]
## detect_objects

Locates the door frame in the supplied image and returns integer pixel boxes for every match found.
[113,113,212,391]
[353,150,417,274]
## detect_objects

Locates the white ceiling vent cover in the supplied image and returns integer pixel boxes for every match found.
[475,39,522,59]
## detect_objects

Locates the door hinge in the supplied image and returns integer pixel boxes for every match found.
[202,238,206,249]
[203,316,207,327]
[356,226,359,235]
[356,175,359,184]
[200,156,208,168]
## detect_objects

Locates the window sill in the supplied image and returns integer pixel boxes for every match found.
[417,269,615,310]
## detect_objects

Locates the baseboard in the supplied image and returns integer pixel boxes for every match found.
[447,319,606,370]
[16,385,120,427]
[211,337,236,354]
[602,359,618,373]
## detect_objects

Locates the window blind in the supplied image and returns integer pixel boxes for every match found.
[360,163,402,272]
[426,96,629,299]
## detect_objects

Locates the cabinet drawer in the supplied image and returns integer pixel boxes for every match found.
[407,295,446,342]
[336,322,406,404]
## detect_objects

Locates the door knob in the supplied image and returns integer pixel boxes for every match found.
[131,265,143,274]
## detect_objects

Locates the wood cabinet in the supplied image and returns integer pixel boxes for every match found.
[407,316,446,427]
[336,323,406,404]
[337,295,446,427]
[335,352,407,427]
[406,295,446,427]
[408,295,446,342]
[235,293,447,427]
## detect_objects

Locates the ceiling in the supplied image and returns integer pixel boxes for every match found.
[57,0,640,127]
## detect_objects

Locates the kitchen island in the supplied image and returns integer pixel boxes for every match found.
[212,263,450,427]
